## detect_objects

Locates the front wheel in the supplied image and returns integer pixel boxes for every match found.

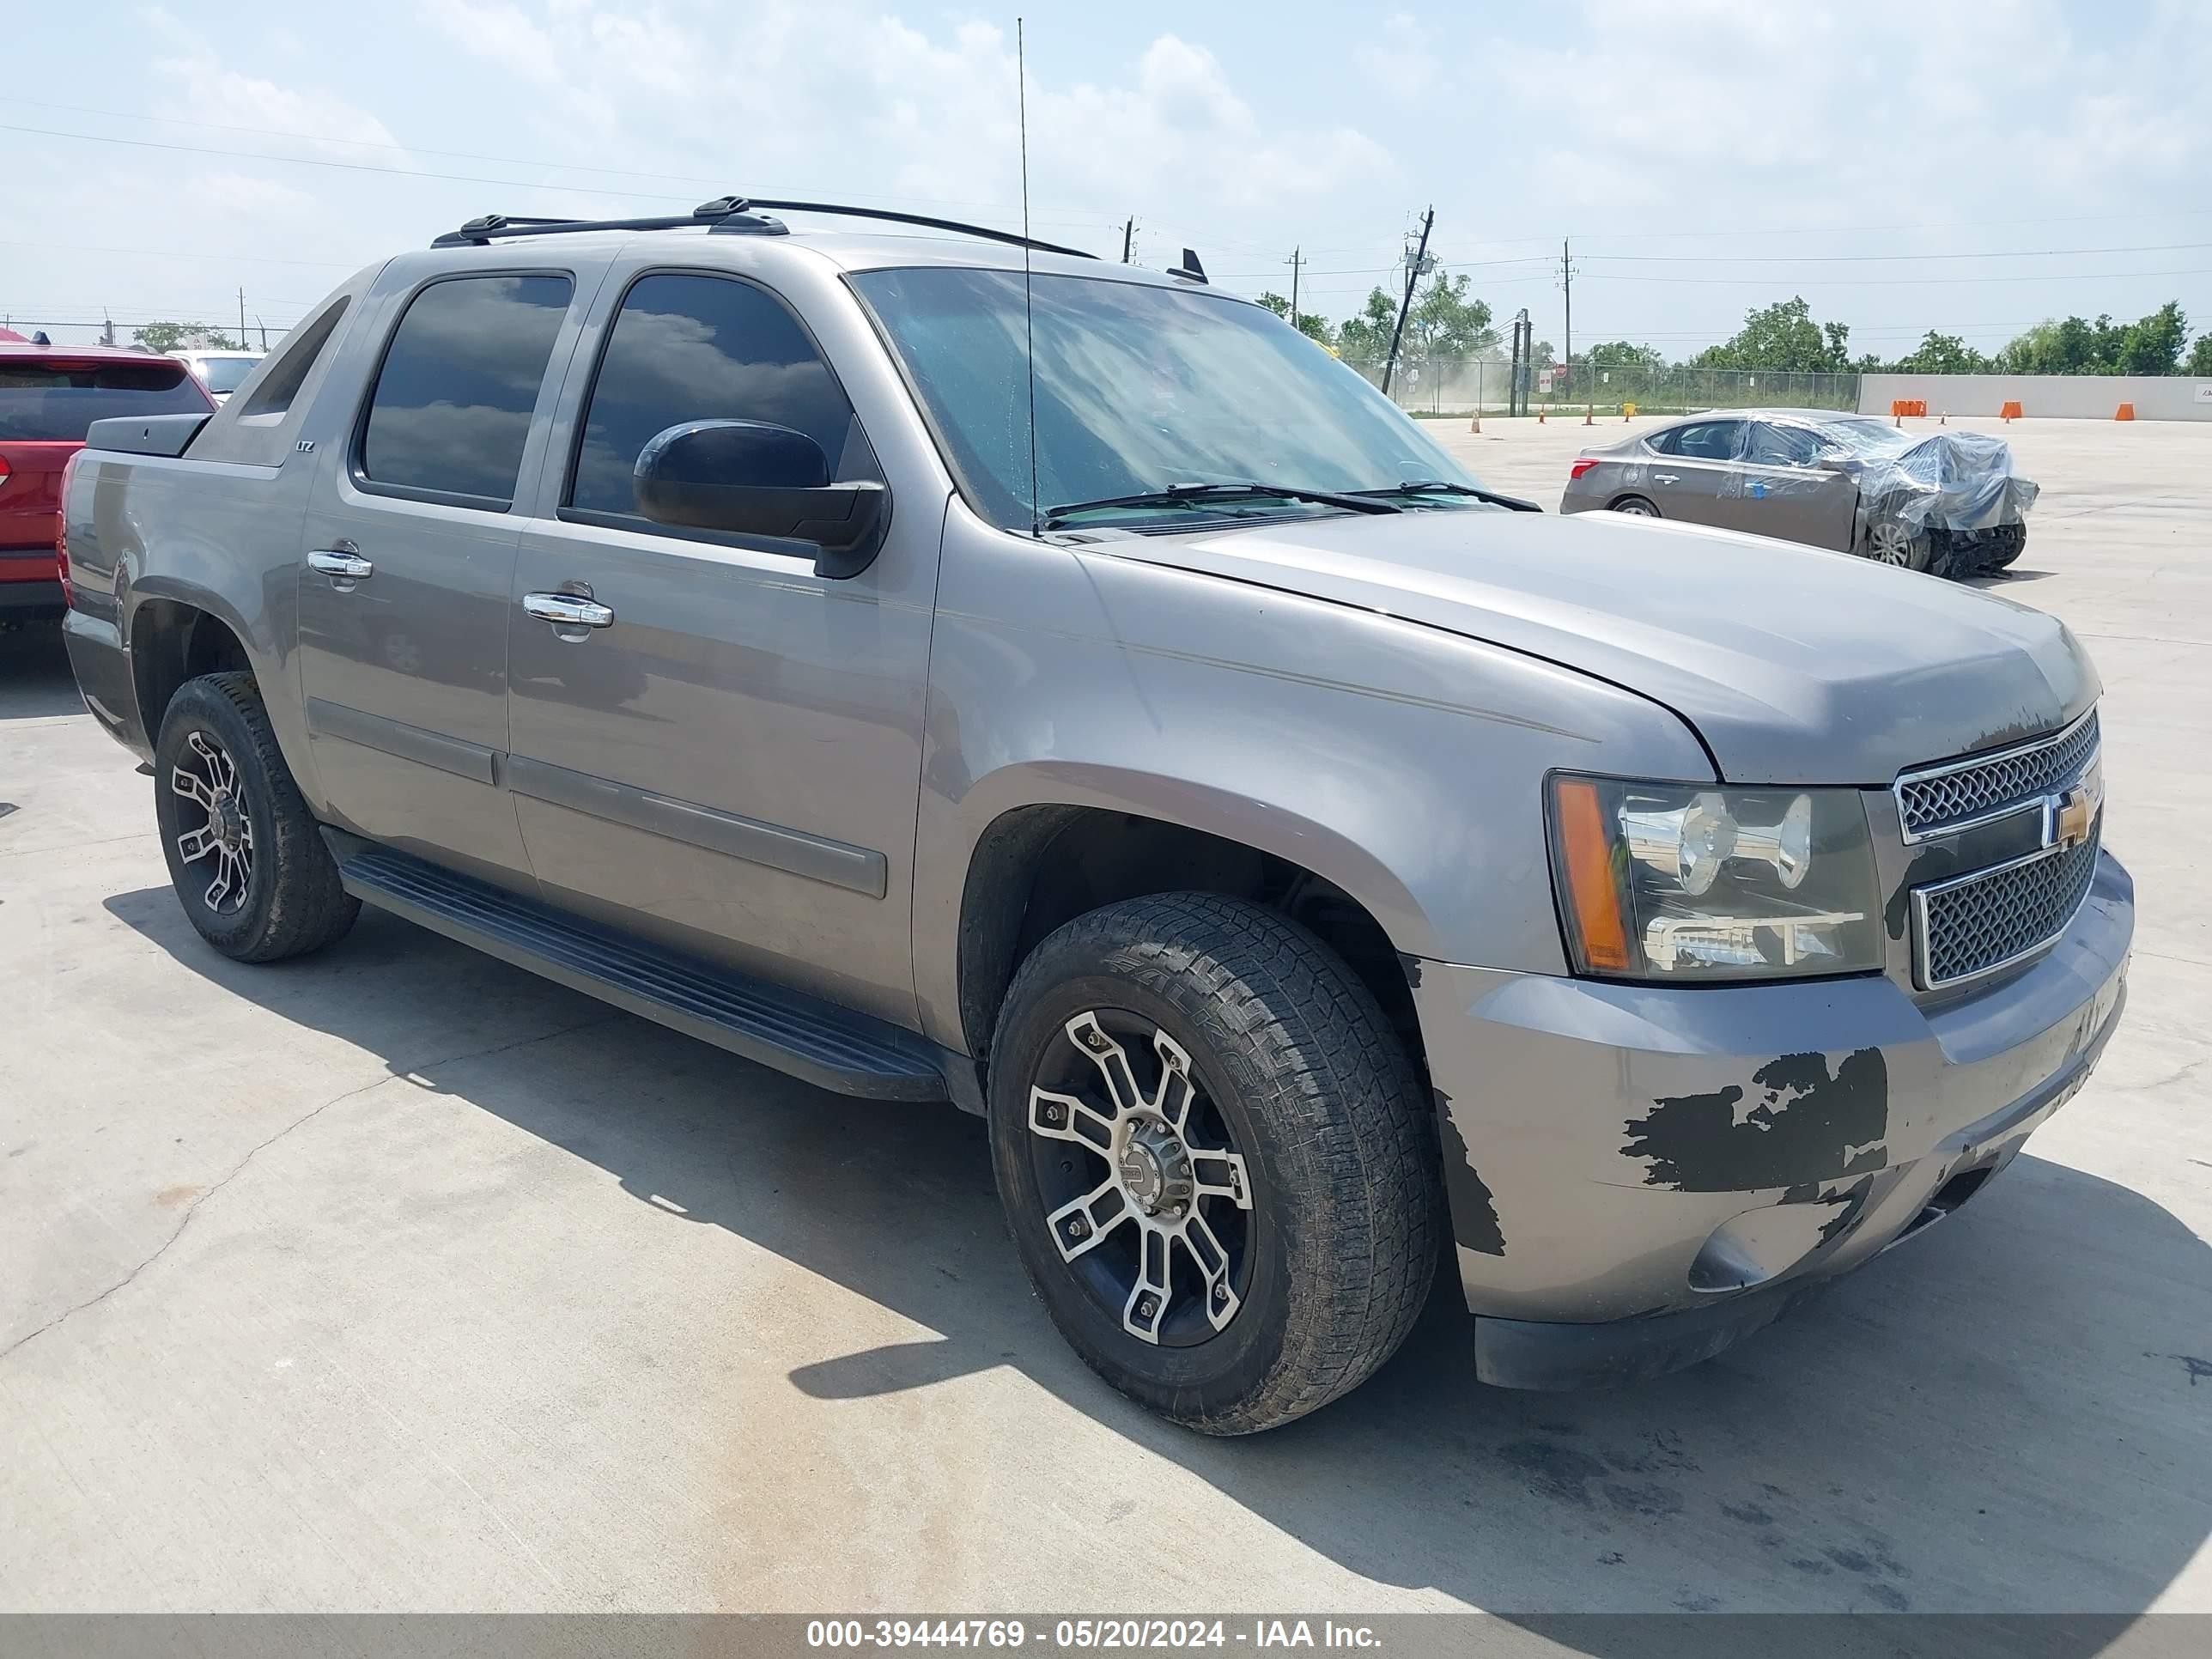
[988,893,1442,1435]
[1984,525,2027,571]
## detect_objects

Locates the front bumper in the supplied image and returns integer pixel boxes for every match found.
[1411,848,2132,1388]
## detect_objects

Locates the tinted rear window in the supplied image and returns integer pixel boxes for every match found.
[0,361,211,442]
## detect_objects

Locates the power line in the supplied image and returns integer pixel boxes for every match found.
[1581,240,2212,265]
[0,239,358,269]
[0,121,1092,246]
[1567,206,2212,245]
[1581,266,2212,287]
[0,97,1116,221]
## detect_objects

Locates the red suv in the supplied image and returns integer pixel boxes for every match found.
[2,343,216,624]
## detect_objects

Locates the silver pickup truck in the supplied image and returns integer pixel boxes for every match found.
[58,198,2131,1434]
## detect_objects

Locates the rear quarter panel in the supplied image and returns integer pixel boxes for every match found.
[62,446,325,805]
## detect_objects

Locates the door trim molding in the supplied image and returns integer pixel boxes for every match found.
[305,697,500,786]
[506,754,888,899]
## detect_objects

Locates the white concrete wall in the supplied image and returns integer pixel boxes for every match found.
[1859,373,2212,420]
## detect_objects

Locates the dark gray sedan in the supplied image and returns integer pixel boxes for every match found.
[1559,408,2036,577]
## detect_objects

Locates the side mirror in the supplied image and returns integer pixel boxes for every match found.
[634,419,891,579]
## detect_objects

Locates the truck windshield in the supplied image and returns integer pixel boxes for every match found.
[0,361,211,442]
[848,265,1483,532]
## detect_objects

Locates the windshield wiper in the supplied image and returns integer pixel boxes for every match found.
[1042,481,1402,529]
[1352,479,1544,513]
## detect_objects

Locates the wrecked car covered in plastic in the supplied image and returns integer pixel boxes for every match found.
[1559,408,2038,577]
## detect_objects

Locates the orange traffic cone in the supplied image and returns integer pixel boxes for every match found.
[2116,403,2136,421]
[1469,412,1481,433]
[1583,404,1595,425]
[1537,409,1547,423]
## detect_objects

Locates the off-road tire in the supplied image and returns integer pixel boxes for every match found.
[154,672,359,962]
[988,892,1442,1435]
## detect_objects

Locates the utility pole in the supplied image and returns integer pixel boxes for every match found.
[1285,246,1303,330]
[1381,205,1433,398]
[1558,238,1577,396]
[100,311,116,348]
[238,287,247,349]
[1121,217,1134,264]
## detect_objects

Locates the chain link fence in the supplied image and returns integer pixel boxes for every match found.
[1356,361,1862,418]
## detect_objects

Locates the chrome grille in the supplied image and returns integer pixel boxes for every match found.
[1916,827,2100,988]
[1895,711,2100,841]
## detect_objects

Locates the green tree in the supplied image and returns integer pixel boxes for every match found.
[1993,305,2188,375]
[130,321,241,353]
[2116,301,2187,374]
[1580,340,1668,372]
[1690,297,1850,374]
[2188,334,2212,376]
[1254,290,1334,345]
[1334,271,1497,381]
[1895,331,1988,375]
[1334,287,1401,371]
[1404,271,1497,369]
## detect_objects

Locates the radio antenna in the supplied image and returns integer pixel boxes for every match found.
[1018,16,1041,538]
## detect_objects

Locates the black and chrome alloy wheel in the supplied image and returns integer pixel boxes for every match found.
[989,893,1443,1433]
[1026,1008,1255,1346]
[169,728,255,915]
[154,672,359,963]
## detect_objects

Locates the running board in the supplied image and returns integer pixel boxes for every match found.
[330,840,948,1102]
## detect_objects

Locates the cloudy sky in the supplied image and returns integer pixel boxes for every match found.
[8,0,2211,359]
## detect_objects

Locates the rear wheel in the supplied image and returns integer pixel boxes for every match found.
[154,672,359,962]
[988,893,1441,1435]
[1863,516,1932,572]
[1609,495,1659,517]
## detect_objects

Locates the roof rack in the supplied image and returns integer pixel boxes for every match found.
[432,195,1098,261]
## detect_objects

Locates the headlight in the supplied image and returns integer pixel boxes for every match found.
[1547,775,1881,981]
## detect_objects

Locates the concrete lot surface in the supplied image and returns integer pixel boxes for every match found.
[3,416,2208,1620]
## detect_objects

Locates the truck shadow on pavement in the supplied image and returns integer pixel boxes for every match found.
[0,623,88,720]
[109,890,2212,1632]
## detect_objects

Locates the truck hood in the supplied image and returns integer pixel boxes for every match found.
[1098,507,2095,784]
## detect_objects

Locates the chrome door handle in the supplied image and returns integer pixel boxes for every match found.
[1653,473,1680,484]
[307,547,374,581]
[523,592,616,630]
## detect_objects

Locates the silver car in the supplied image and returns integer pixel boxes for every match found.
[1560,408,2035,577]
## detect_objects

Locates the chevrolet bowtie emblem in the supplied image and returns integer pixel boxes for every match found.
[2051,779,2099,851]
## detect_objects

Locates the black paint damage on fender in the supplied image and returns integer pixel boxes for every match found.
[1626,1049,1890,1192]
[1434,1086,1506,1255]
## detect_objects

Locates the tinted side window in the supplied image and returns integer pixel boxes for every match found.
[568,272,865,519]
[1747,422,1821,465]
[359,274,572,504]
[1665,420,1745,461]
[241,296,349,420]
